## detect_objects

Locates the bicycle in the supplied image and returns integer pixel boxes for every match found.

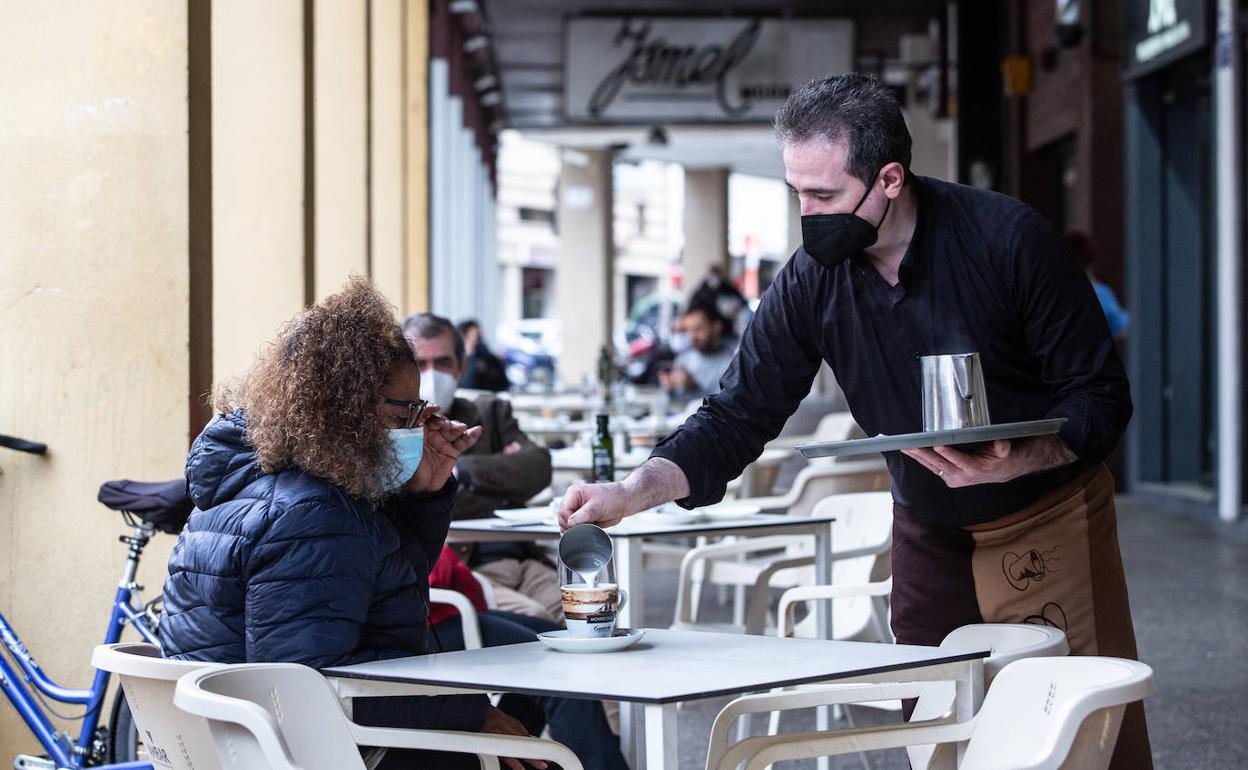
[0,455,191,770]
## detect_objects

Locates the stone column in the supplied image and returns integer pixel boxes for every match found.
[313,0,369,300]
[555,148,614,386]
[0,1,193,757]
[682,167,730,291]
[212,0,307,380]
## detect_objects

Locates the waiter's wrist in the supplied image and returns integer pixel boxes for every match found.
[1013,435,1078,478]
[621,457,691,511]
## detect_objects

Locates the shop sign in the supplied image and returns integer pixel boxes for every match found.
[564,17,854,124]
[1124,0,1209,79]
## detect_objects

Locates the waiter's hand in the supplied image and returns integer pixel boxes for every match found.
[903,436,1077,488]
[559,481,636,530]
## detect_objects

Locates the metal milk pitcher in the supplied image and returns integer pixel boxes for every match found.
[920,353,991,431]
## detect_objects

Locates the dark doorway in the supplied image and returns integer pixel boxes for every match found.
[1127,54,1216,489]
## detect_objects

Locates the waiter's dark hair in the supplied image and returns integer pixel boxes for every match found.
[774,74,912,185]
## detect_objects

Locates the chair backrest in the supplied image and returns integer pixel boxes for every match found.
[812,412,857,442]
[783,461,890,517]
[942,623,1070,683]
[793,492,894,640]
[174,663,366,770]
[962,656,1153,770]
[903,624,1070,769]
[91,643,222,770]
[823,491,894,584]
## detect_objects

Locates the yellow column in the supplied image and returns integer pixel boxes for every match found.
[404,0,431,314]
[313,0,369,301]
[371,0,406,309]
[212,0,307,380]
[0,0,190,757]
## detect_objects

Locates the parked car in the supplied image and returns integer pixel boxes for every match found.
[496,318,561,387]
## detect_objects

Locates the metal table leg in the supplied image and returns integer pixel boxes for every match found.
[643,702,679,769]
[616,537,646,767]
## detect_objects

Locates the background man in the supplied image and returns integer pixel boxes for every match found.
[658,294,738,398]
[404,313,561,622]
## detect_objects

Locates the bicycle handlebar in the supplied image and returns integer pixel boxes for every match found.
[0,434,48,455]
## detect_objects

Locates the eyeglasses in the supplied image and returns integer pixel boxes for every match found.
[383,398,428,429]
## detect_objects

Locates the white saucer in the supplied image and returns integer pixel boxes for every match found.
[631,506,705,526]
[536,628,646,653]
[494,507,554,524]
[701,502,763,520]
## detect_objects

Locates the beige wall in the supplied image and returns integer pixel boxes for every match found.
[0,0,190,756]
[0,0,434,760]
[682,167,731,290]
[212,0,308,382]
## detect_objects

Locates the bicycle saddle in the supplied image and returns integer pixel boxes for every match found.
[97,479,194,534]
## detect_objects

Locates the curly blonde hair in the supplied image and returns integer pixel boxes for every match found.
[213,277,414,502]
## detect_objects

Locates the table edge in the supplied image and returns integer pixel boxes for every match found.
[321,649,989,705]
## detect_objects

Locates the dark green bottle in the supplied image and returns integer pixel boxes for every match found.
[591,413,615,483]
[597,346,614,404]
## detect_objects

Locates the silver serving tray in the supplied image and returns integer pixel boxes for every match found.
[797,418,1068,459]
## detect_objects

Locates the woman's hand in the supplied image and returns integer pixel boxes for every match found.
[481,706,547,770]
[405,412,482,494]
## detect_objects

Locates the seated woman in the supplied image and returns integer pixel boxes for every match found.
[429,548,627,769]
[159,279,541,769]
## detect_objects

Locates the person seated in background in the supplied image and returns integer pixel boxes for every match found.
[404,313,563,623]
[658,294,739,399]
[428,546,628,769]
[1065,230,1130,341]
[159,279,547,770]
[457,318,511,392]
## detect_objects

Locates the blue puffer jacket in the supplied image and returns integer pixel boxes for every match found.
[160,410,486,731]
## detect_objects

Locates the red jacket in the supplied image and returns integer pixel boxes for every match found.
[428,546,488,625]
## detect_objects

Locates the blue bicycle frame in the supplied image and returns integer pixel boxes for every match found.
[1,569,157,768]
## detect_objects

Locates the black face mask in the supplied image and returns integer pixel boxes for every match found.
[800,172,891,269]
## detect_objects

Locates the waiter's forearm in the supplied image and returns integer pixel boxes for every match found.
[621,457,690,510]
[1014,435,1079,477]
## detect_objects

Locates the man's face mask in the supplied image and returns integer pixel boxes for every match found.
[419,369,459,414]
[800,169,892,269]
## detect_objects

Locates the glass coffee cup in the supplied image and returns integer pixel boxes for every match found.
[557,557,628,638]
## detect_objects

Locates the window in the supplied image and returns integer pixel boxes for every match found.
[518,207,557,229]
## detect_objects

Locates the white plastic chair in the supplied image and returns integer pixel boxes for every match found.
[709,656,1153,770]
[677,461,889,623]
[761,412,862,454]
[740,412,863,497]
[708,623,1070,769]
[90,643,223,770]
[429,588,485,650]
[174,662,584,770]
[674,488,893,635]
[642,459,883,577]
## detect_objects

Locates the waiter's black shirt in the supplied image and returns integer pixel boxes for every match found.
[652,176,1131,527]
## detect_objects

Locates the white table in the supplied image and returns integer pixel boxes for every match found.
[449,511,840,639]
[324,629,987,770]
[548,446,654,475]
[450,511,841,767]
[506,392,652,417]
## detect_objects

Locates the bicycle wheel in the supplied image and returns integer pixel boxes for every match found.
[106,689,145,764]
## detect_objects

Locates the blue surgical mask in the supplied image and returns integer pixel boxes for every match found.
[380,427,424,493]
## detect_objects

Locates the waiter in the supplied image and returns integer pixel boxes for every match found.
[559,74,1150,768]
